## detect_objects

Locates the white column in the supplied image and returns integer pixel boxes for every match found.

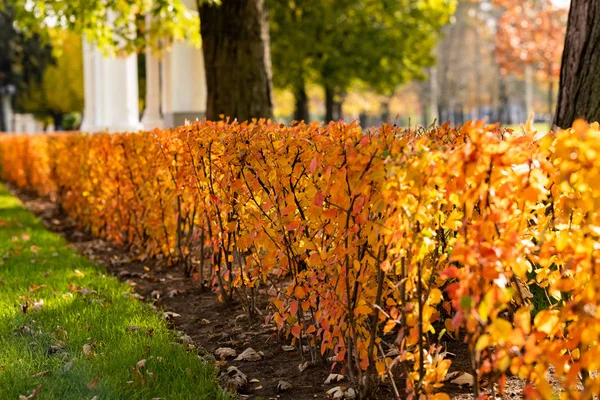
[141,15,163,130]
[525,65,534,121]
[13,114,22,133]
[81,34,141,132]
[80,38,95,132]
[161,50,173,117]
[161,0,207,129]
[87,49,140,133]
[106,54,141,132]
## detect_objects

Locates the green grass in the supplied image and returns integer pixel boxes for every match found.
[0,184,229,400]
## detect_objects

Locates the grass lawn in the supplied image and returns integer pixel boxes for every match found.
[0,184,229,400]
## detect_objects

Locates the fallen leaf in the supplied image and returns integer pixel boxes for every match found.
[47,345,66,356]
[60,359,74,373]
[29,284,45,293]
[31,300,44,311]
[325,373,345,384]
[277,380,292,392]
[326,386,344,399]
[298,361,310,373]
[235,347,262,362]
[281,345,295,352]
[221,366,247,390]
[82,344,93,357]
[163,311,180,320]
[180,334,193,347]
[18,384,41,399]
[215,347,237,359]
[87,377,100,390]
[446,371,475,387]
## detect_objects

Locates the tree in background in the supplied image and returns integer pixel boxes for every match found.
[269,0,454,122]
[0,2,54,131]
[200,0,274,121]
[6,0,275,121]
[495,0,567,119]
[15,31,84,130]
[555,0,600,128]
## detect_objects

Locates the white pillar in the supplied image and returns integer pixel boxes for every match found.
[85,48,140,133]
[105,54,141,132]
[525,64,534,121]
[141,15,163,130]
[80,38,95,132]
[161,0,206,128]
[81,38,141,132]
[13,114,22,133]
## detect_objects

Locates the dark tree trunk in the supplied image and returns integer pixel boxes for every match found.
[52,112,64,131]
[498,77,508,124]
[199,0,273,121]
[333,98,343,120]
[293,81,309,122]
[554,0,600,128]
[548,81,554,120]
[381,100,390,123]
[0,94,6,132]
[325,86,334,122]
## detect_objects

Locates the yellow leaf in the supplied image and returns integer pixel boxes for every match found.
[534,310,559,335]
[429,288,442,305]
[354,305,372,316]
[375,360,386,376]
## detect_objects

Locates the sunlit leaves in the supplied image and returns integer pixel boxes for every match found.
[4,118,600,398]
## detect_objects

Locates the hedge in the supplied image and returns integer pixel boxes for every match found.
[1,119,600,398]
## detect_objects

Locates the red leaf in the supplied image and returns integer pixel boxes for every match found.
[309,157,318,174]
[314,192,325,207]
[290,300,299,316]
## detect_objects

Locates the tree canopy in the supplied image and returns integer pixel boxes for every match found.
[15,31,84,129]
[3,0,201,54]
[269,0,455,119]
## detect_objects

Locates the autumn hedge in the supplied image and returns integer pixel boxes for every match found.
[1,120,600,399]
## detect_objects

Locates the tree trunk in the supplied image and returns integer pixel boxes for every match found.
[293,81,309,122]
[325,86,334,122]
[52,112,64,131]
[554,0,600,128]
[199,0,273,121]
[498,76,508,124]
[548,81,554,120]
[0,94,6,132]
[334,100,343,121]
[381,99,390,124]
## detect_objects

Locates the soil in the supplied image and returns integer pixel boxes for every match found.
[8,185,527,400]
